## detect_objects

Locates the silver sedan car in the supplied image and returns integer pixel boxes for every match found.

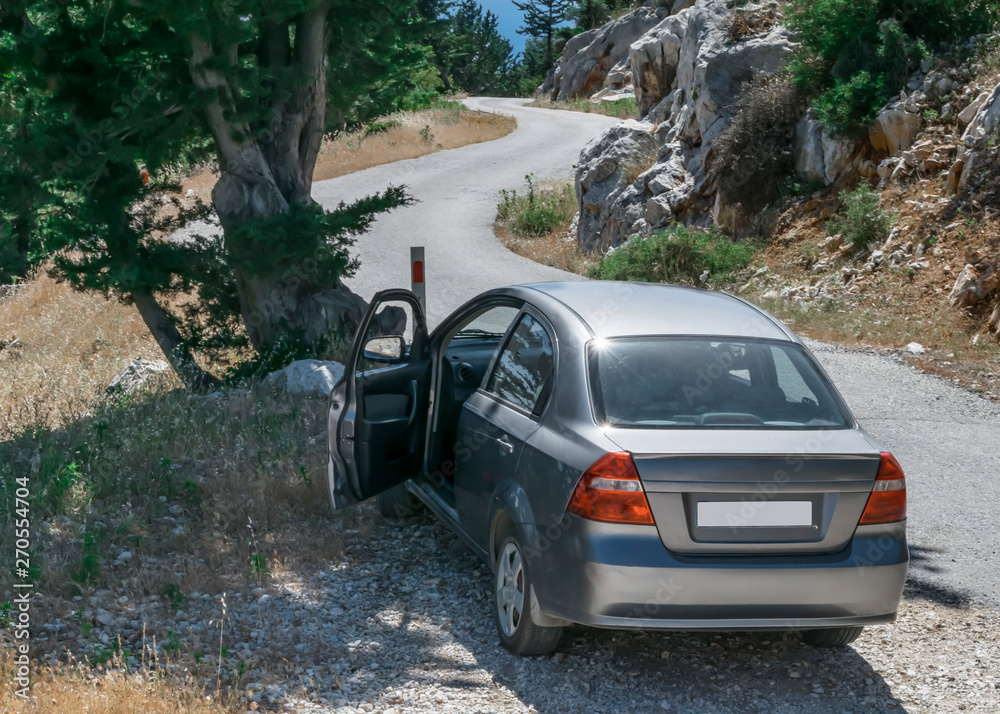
[327,282,908,655]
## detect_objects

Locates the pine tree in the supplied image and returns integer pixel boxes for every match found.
[0,1,421,390]
[513,0,572,70]
[449,1,518,95]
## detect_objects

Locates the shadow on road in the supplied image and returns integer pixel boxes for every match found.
[905,544,973,608]
[263,511,908,713]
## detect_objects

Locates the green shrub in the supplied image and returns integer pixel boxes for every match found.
[497,175,576,237]
[589,226,759,286]
[711,75,807,211]
[826,183,896,249]
[787,0,1000,135]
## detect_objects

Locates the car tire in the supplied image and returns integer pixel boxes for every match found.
[375,483,423,519]
[801,626,864,647]
[493,529,563,656]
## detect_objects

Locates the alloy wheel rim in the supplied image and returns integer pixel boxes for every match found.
[496,542,524,637]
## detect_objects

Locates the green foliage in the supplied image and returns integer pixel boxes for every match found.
[514,0,573,69]
[223,330,348,385]
[497,175,576,236]
[826,183,897,249]
[712,75,807,211]
[566,0,611,31]
[787,0,1000,134]
[163,583,186,610]
[589,226,759,286]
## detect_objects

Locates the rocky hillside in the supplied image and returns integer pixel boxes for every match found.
[543,0,1000,342]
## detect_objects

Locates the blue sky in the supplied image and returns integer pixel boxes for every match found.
[479,0,527,54]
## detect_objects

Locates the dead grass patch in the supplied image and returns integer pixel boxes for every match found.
[181,104,516,203]
[0,648,238,713]
[727,5,780,44]
[529,96,639,120]
[0,272,174,437]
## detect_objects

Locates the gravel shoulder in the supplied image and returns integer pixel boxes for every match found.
[33,503,999,714]
[805,339,1000,610]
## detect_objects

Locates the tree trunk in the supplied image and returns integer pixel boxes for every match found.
[187,7,371,355]
[132,290,219,393]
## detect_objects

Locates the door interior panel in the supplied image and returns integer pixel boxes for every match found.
[353,360,430,499]
[363,393,412,421]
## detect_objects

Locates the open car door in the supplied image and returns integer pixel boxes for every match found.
[327,289,431,511]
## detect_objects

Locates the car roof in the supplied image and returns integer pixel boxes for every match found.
[518,282,793,341]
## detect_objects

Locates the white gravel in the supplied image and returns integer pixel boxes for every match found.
[32,505,1000,713]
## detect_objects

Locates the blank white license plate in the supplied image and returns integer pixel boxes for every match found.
[697,501,812,528]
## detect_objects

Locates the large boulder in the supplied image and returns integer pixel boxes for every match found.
[576,0,794,250]
[629,13,686,116]
[106,358,170,396]
[576,120,659,252]
[542,2,671,101]
[869,100,922,156]
[262,359,345,398]
[962,82,1000,145]
[794,111,865,185]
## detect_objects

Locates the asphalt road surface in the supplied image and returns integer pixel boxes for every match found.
[313,97,1000,610]
[314,97,617,326]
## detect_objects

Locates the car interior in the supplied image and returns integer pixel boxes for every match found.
[425,305,522,492]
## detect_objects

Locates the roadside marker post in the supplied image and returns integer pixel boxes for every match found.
[411,246,426,316]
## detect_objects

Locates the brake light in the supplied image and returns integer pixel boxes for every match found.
[567,452,655,525]
[859,452,906,525]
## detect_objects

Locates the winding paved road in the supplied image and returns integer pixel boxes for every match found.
[313,97,1000,610]
[314,97,616,326]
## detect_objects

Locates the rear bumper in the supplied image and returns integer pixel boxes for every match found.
[530,517,908,631]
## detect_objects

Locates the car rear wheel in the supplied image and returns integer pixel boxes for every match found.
[375,483,423,519]
[494,531,562,656]
[801,626,864,647]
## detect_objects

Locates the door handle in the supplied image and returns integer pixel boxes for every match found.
[496,436,514,455]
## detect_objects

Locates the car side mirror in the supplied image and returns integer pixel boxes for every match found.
[363,335,406,364]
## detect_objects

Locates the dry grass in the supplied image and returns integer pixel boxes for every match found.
[529,96,639,120]
[727,6,781,44]
[313,104,516,182]
[182,104,516,202]
[0,648,238,714]
[0,272,173,438]
[494,180,596,274]
[0,384,333,600]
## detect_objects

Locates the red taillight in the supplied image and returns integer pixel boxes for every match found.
[566,452,655,525]
[859,452,907,525]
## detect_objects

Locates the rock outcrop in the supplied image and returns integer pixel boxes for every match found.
[106,358,170,396]
[570,0,966,250]
[541,1,673,101]
[577,0,795,250]
[262,359,345,398]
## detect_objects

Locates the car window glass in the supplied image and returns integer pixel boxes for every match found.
[771,346,819,404]
[591,338,848,429]
[453,306,521,339]
[486,314,554,414]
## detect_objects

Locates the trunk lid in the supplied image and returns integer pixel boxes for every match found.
[605,428,880,555]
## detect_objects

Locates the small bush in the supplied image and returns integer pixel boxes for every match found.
[497,174,576,237]
[787,0,1000,135]
[589,225,759,286]
[711,75,807,212]
[826,183,896,249]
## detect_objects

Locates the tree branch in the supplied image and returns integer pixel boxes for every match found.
[132,290,219,393]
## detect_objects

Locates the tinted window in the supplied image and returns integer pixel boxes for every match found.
[590,338,850,429]
[486,314,554,414]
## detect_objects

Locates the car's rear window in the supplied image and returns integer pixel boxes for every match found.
[589,337,851,429]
